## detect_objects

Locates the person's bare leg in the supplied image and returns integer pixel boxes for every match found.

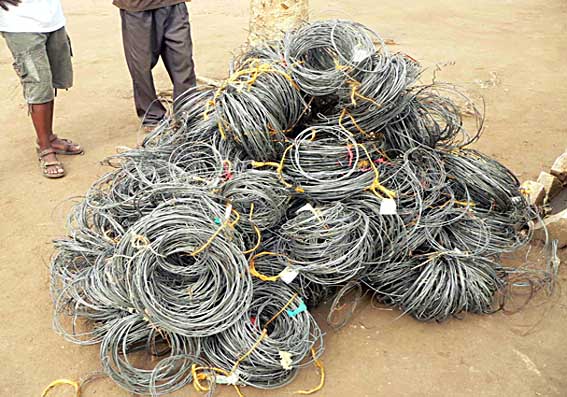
[43,100,82,153]
[48,99,54,133]
[31,101,64,176]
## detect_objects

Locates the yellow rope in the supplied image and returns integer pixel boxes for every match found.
[202,58,300,140]
[250,160,280,169]
[347,79,382,108]
[251,144,303,192]
[41,379,80,397]
[243,224,262,255]
[230,329,268,373]
[454,200,476,207]
[356,144,397,199]
[191,364,245,397]
[191,208,239,256]
[242,203,262,254]
[217,119,227,140]
[339,108,373,138]
[436,198,476,210]
[350,81,358,106]
[249,202,255,220]
[295,348,325,395]
[191,223,228,256]
[346,111,369,136]
[228,208,240,228]
[202,99,216,121]
[249,251,288,281]
[264,292,298,330]
[333,58,350,72]
[191,364,211,393]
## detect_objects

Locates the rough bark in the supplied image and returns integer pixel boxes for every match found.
[249,0,309,45]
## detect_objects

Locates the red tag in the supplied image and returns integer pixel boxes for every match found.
[347,146,354,167]
[224,162,233,180]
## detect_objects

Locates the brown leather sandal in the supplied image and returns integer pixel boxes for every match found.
[37,134,84,155]
[38,148,66,179]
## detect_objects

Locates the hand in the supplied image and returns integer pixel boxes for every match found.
[0,0,21,11]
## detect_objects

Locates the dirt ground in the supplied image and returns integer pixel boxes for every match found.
[1,0,566,396]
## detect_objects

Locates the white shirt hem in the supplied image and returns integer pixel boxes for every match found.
[0,20,66,33]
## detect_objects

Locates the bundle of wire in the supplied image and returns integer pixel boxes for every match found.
[49,19,557,396]
[202,280,323,389]
[276,201,377,285]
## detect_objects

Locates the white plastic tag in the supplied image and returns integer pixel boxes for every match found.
[297,203,324,223]
[296,203,315,215]
[353,46,371,62]
[224,203,233,221]
[216,372,239,385]
[279,351,293,370]
[279,267,299,284]
[380,198,397,215]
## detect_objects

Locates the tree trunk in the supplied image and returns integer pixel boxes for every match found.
[249,0,309,45]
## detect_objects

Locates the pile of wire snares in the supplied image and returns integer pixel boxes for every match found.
[49,19,559,396]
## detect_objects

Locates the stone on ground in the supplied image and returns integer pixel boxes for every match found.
[550,151,567,182]
[537,171,563,201]
[533,208,567,248]
[520,180,546,206]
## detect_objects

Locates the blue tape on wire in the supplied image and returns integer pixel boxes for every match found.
[286,301,307,317]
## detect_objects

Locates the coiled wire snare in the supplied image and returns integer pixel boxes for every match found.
[49,18,556,396]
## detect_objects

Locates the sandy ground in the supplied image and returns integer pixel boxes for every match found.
[1,0,566,396]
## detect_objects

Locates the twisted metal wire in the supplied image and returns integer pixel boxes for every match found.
[277,202,373,285]
[49,18,557,396]
[282,126,378,201]
[283,20,383,96]
[202,281,323,389]
[100,314,202,395]
[221,169,291,238]
[121,199,253,337]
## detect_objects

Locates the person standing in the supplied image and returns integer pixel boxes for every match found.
[113,0,197,128]
[1,0,83,178]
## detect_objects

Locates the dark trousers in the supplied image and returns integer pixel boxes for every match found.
[120,3,196,125]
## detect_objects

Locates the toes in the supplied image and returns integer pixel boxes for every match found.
[47,166,64,175]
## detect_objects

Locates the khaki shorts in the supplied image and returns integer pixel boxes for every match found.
[2,27,73,104]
